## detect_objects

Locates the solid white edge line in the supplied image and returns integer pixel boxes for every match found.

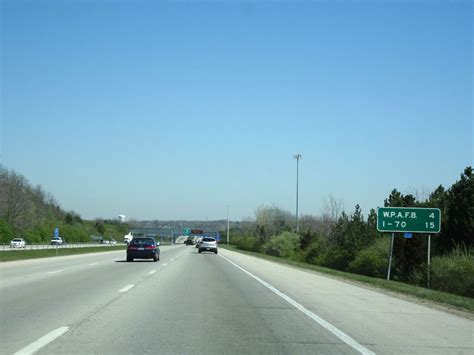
[14,326,69,355]
[118,284,135,293]
[219,254,375,355]
[47,270,64,274]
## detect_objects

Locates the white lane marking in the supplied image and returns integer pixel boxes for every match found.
[118,284,135,293]
[219,255,375,355]
[170,258,175,261]
[47,270,64,274]
[163,263,168,266]
[88,262,98,266]
[149,270,157,275]
[14,326,69,355]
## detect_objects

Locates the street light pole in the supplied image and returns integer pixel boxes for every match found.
[226,205,230,245]
[293,153,302,233]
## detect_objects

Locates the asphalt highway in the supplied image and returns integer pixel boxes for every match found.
[0,245,472,354]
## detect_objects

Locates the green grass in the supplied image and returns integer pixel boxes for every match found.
[0,246,126,262]
[220,245,474,313]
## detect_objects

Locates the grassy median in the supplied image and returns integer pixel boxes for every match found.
[0,246,126,262]
[220,245,474,314]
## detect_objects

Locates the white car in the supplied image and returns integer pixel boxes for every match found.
[10,238,26,248]
[123,232,133,245]
[50,237,63,245]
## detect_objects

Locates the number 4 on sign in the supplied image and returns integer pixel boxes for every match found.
[429,213,435,218]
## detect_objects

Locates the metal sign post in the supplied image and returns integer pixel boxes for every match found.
[427,234,431,288]
[387,232,395,281]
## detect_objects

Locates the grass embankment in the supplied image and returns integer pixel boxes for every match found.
[220,245,474,313]
[0,246,126,262]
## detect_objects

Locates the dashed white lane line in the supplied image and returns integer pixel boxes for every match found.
[118,284,135,293]
[170,258,175,261]
[14,326,69,355]
[88,262,98,266]
[148,270,157,275]
[219,254,375,355]
[47,270,64,274]
[163,263,168,266]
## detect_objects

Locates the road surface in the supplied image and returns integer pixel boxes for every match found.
[0,245,472,354]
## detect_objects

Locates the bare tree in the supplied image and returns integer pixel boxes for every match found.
[321,194,344,222]
[320,194,344,240]
[298,214,329,235]
[254,205,293,242]
[0,168,33,230]
[405,186,431,203]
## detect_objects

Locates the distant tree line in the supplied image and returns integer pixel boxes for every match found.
[225,167,473,297]
[0,165,129,244]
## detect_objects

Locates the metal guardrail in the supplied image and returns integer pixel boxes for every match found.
[0,243,124,252]
[1,241,175,251]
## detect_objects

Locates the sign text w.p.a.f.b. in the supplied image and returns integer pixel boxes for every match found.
[377,207,441,234]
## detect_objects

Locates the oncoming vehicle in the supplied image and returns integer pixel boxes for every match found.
[127,237,160,262]
[184,238,195,246]
[198,237,218,254]
[195,237,202,248]
[10,238,26,248]
[50,237,64,245]
[123,232,133,245]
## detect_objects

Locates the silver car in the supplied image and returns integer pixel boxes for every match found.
[198,237,218,254]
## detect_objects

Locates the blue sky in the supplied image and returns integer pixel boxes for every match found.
[1,0,472,220]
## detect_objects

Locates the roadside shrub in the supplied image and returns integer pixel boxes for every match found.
[61,223,90,243]
[314,246,352,271]
[0,219,15,243]
[262,232,300,259]
[348,238,389,278]
[235,235,260,252]
[23,223,52,243]
[300,239,327,264]
[430,246,474,298]
[24,229,43,243]
[409,245,474,298]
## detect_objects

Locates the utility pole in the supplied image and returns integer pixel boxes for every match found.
[226,205,230,245]
[293,153,302,233]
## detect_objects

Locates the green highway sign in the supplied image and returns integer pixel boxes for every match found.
[183,228,191,235]
[377,207,441,233]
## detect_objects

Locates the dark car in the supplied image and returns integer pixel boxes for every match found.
[184,239,195,246]
[127,237,160,262]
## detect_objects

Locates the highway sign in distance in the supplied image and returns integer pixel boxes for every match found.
[183,228,191,235]
[377,207,441,233]
[54,227,59,238]
[191,229,203,235]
